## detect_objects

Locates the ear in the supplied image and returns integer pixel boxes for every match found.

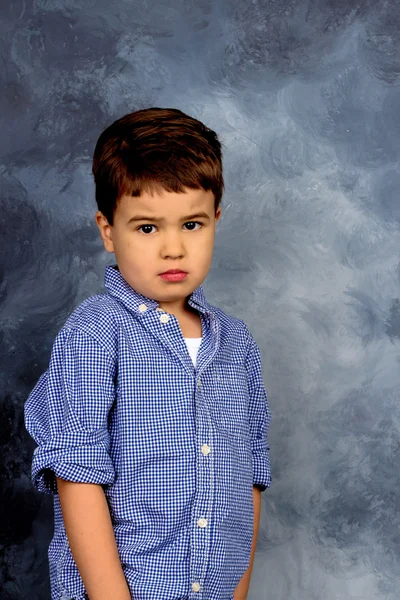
[95,211,115,253]
[215,205,222,222]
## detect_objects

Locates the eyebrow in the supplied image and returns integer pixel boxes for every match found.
[127,212,211,225]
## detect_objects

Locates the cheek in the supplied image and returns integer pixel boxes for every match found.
[202,232,216,258]
[197,228,215,248]
[113,229,133,249]
[121,232,150,253]
[114,234,144,265]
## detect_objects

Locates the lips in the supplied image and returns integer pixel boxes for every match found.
[159,269,188,282]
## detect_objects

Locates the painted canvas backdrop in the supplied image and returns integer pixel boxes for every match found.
[1,1,400,598]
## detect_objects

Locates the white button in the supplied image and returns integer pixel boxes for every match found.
[192,582,201,592]
[201,444,211,455]
[138,304,147,312]
[160,314,170,323]
[197,379,201,387]
[197,517,208,528]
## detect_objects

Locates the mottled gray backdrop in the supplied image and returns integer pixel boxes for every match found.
[1,0,400,598]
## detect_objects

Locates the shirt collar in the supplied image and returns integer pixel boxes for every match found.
[104,264,214,317]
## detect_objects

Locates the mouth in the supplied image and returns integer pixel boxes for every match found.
[159,269,188,282]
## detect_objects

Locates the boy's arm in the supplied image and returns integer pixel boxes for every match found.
[243,324,272,491]
[25,328,117,495]
[56,478,131,600]
[233,486,262,600]
[24,328,127,595]
[233,324,272,599]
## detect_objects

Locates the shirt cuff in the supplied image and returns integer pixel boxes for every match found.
[31,429,116,494]
[253,483,266,491]
[252,437,272,492]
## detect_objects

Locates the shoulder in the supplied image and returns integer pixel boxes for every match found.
[211,304,247,335]
[56,292,124,361]
[210,303,254,359]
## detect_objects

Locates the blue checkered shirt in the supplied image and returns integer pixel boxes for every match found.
[24,264,272,600]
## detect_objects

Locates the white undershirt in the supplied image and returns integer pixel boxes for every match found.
[184,337,202,366]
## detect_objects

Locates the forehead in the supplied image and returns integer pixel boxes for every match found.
[117,187,215,216]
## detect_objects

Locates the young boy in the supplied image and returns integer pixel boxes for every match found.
[24,107,272,600]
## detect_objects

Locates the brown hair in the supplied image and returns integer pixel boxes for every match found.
[92,107,224,226]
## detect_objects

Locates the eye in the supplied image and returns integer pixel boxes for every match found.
[137,224,156,234]
[183,221,202,231]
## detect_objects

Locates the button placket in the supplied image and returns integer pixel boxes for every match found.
[142,305,216,598]
[201,444,211,456]
[189,379,215,600]
[197,517,208,528]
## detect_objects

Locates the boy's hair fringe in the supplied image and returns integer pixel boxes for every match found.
[92,107,224,225]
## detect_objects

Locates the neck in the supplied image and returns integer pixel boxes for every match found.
[157,295,195,318]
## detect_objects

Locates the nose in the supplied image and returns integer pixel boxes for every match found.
[160,230,185,259]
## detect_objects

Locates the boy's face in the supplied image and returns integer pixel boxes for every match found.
[95,187,221,315]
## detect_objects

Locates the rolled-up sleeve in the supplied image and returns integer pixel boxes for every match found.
[244,326,272,492]
[24,327,117,494]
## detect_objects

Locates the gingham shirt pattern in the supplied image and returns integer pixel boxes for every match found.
[24,264,272,600]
